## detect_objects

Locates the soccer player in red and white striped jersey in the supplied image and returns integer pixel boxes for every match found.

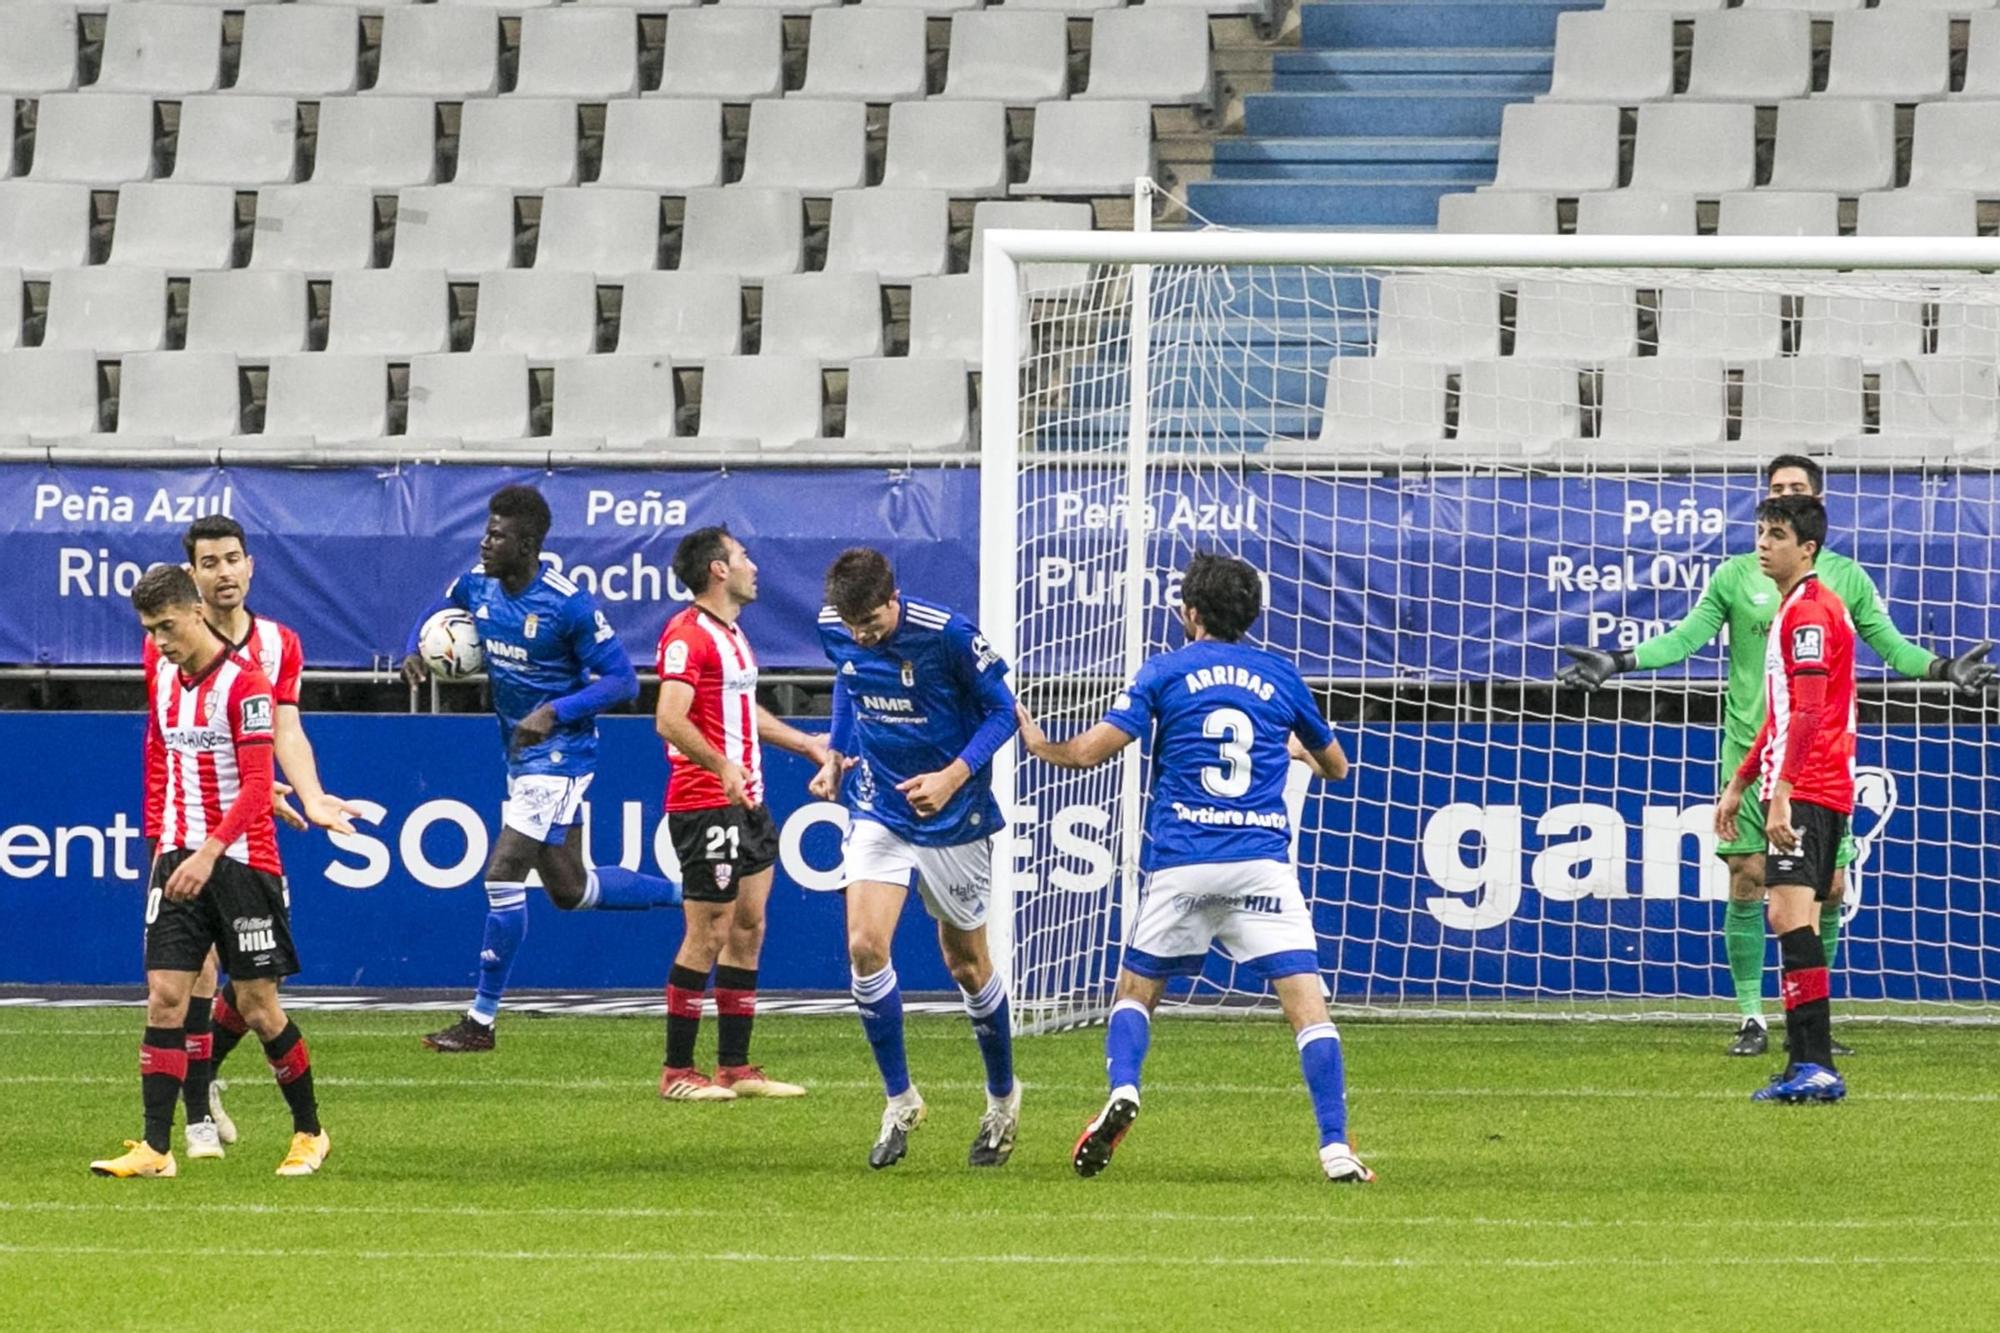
[92,565,331,1179]
[652,525,830,1101]
[1717,495,1856,1105]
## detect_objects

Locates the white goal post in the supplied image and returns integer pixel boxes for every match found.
[980,226,2000,1034]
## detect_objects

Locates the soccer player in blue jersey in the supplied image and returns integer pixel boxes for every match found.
[809,548,1021,1169]
[1016,552,1371,1184]
[399,485,683,1052]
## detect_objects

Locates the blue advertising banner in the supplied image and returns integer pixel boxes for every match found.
[4,464,977,669]
[5,715,1995,1001]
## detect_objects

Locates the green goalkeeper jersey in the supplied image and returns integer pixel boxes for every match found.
[1631,549,1936,761]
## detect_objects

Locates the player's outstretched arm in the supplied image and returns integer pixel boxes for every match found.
[1562,561,1735,691]
[756,705,831,766]
[1928,642,1997,697]
[1014,705,1132,771]
[1287,733,1349,782]
[270,705,363,836]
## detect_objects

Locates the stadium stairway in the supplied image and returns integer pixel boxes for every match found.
[1188,0,1593,228]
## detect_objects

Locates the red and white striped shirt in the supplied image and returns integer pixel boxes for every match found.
[143,613,303,838]
[656,604,763,812]
[1740,572,1858,815]
[145,646,282,873]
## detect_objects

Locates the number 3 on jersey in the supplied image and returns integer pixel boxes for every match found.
[1200,706,1254,798]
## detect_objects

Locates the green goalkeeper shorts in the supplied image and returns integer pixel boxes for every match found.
[1715,759,1857,868]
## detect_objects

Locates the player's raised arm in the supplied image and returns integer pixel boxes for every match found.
[1014,705,1133,771]
[1559,563,1733,691]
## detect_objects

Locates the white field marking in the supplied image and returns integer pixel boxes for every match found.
[1,1200,1994,1233]
[0,1243,1992,1273]
[5,1072,1999,1104]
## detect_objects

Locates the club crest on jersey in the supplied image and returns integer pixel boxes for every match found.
[1792,625,1824,662]
[901,661,915,688]
[203,690,223,725]
[713,863,733,889]
[523,613,540,640]
[240,695,273,735]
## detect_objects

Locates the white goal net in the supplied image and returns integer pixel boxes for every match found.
[979,227,2000,1033]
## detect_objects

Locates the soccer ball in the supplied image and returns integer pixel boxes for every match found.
[419,609,484,679]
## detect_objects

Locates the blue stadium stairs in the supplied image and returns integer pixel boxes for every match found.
[1189,0,1594,229]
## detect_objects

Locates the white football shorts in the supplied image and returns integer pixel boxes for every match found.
[503,772,594,844]
[1124,858,1319,982]
[843,818,993,931]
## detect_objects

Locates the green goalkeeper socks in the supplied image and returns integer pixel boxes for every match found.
[1725,900,1767,1020]
[1821,903,1842,970]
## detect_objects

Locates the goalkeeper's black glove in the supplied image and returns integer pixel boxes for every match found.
[1929,642,1997,698]
[1557,646,1636,693]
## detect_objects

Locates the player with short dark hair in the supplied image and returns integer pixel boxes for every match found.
[92,566,330,1178]
[1558,456,1994,1055]
[1716,495,1853,1103]
[1016,552,1370,1183]
[402,485,684,1053]
[653,525,825,1100]
[811,547,1022,1168]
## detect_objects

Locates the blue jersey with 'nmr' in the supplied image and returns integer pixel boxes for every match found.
[443,564,630,778]
[818,597,1015,847]
[1102,640,1334,872]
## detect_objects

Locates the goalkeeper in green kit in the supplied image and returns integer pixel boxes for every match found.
[1558,456,1995,1056]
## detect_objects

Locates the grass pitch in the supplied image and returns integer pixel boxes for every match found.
[3,1006,1997,1330]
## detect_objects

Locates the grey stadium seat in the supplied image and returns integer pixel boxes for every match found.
[1436,191,1557,236]
[1511,280,1637,361]
[313,97,436,188]
[454,99,578,189]
[171,96,298,186]
[1685,11,1810,103]
[94,4,222,95]
[1004,0,1123,12]
[970,200,1094,295]
[880,101,1008,198]
[1375,274,1500,360]
[1456,359,1579,451]
[1938,303,2000,359]
[1630,102,1755,194]
[1598,357,1727,449]
[262,353,389,445]
[759,272,885,363]
[1658,287,1783,358]
[1575,190,1695,237]
[738,100,867,194]
[1740,356,1864,447]
[1490,103,1619,193]
[370,8,501,99]
[552,356,678,449]
[1717,191,1839,238]
[0,3,80,96]
[824,188,948,282]
[1770,100,1896,193]
[471,270,600,361]
[907,274,980,366]
[691,356,822,451]
[391,187,517,278]
[327,269,452,356]
[677,188,802,279]
[617,273,742,358]
[1742,0,1861,12]
[1965,13,2000,98]
[0,182,91,273]
[28,95,156,186]
[840,358,971,452]
[0,269,18,352]
[406,354,531,446]
[1015,101,1154,197]
[515,8,640,100]
[1316,358,1448,454]
[1545,11,1673,103]
[1909,103,2000,194]
[115,352,242,443]
[797,9,929,102]
[1858,189,1976,238]
[536,188,660,278]
[44,267,167,354]
[0,349,101,438]
[1079,10,1214,107]
[942,12,1069,104]
[109,183,236,271]
[861,0,983,13]
[186,271,309,357]
[232,5,362,97]
[657,10,783,101]
[250,185,378,275]
[1801,295,1925,360]
[1876,358,2000,451]
[594,99,723,192]
[1823,11,1949,101]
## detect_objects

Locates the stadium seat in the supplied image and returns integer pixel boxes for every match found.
[327,269,451,355]
[824,188,949,282]
[1456,358,1579,450]
[1004,0,1124,12]
[969,200,1093,295]
[716,0,841,8]
[617,273,742,357]
[232,5,362,97]
[839,357,971,452]
[186,271,309,357]
[515,9,640,100]
[1544,11,1673,103]
[1965,13,2000,98]
[1079,10,1214,107]
[1630,102,1755,194]
[677,188,803,279]
[115,352,241,443]
[406,353,531,445]
[262,353,389,445]
[1375,274,1500,360]
[0,3,80,97]
[1597,357,1726,449]
[1512,280,1637,361]
[942,12,1069,104]
[1909,104,2000,194]
[28,95,157,186]
[454,100,579,190]
[880,101,1008,198]
[438,0,560,9]
[1742,0,1861,12]
[551,355,677,449]
[1858,190,1977,237]
[536,188,659,278]
[1717,191,1839,238]
[171,96,298,186]
[738,100,868,194]
[250,185,377,274]
[1685,11,1811,103]
[691,356,822,451]
[759,272,885,362]
[907,273,980,365]
[1938,303,2000,359]
[312,98,436,188]
[1315,358,1448,454]
[1015,101,1154,197]
[1575,190,1695,237]
[94,4,222,96]
[0,182,91,273]
[1740,356,1864,447]
[472,270,599,361]
[44,267,167,354]
[0,348,100,438]
[1657,287,1783,358]
[797,9,928,102]
[391,187,517,278]
[109,183,236,271]
[657,10,783,101]
[1770,101,1896,193]
[1823,12,1950,101]
[1875,358,2000,450]
[0,269,19,352]
[1606,0,1727,11]
[370,8,502,99]
[1802,295,1925,360]
[1489,103,1619,194]
[594,99,723,192]
[1435,192,1557,235]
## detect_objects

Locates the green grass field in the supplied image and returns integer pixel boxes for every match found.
[4,1006,1998,1330]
